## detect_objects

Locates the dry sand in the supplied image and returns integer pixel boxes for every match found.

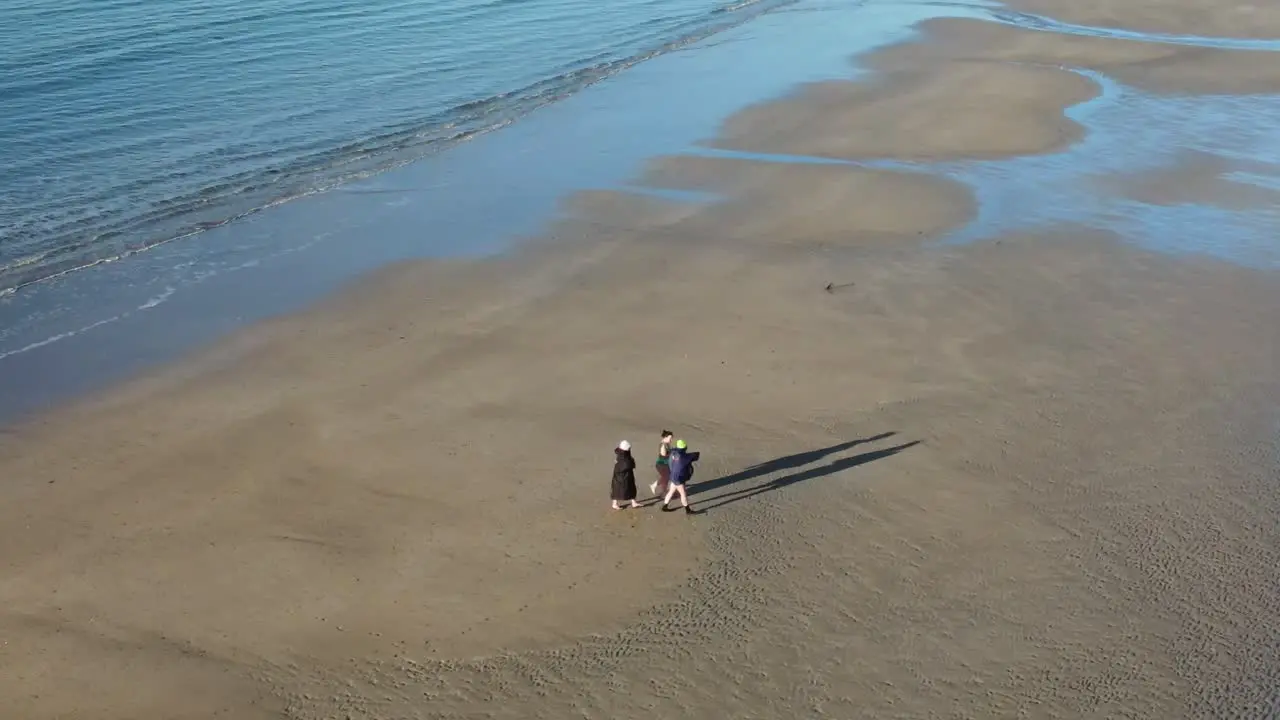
[714,60,1099,161]
[4,2,1280,719]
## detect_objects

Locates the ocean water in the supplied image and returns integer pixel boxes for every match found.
[3,0,913,422]
[0,0,792,293]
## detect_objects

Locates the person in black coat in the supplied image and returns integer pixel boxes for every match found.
[611,440,640,510]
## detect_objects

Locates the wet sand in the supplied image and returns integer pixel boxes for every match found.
[1010,0,1280,39]
[1097,149,1280,210]
[4,2,1280,719]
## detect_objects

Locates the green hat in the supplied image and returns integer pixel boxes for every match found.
[675,439,687,449]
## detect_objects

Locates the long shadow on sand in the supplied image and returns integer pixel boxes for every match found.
[694,439,920,514]
[687,432,898,499]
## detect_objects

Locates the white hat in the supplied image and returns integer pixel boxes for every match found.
[618,440,631,451]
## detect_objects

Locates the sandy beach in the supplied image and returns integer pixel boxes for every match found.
[4,1,1280,718]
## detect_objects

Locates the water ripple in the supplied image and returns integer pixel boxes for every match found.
[0,0,797,294]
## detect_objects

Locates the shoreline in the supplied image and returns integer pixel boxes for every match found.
[7,0,1280,427]
[0,0,938,428]
[4,1,1280,718]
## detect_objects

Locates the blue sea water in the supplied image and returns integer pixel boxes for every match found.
[0,0,791,293]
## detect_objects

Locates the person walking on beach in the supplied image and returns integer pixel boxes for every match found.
[659,439,699,514]
[651,430,674,498]
[611,440,640,510]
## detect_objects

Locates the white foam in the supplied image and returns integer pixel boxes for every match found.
[0,314,128,362]
[138,286,175,310]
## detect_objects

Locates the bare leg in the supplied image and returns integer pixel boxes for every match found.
[661,483,677,509]
[676,484,690,508]
[653,467,670,498]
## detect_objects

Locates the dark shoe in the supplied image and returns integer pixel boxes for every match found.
[684,506,695,515]
[660,504,676,512]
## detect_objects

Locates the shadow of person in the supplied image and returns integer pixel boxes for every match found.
[687,431,897,499]
[696,440,920,513]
